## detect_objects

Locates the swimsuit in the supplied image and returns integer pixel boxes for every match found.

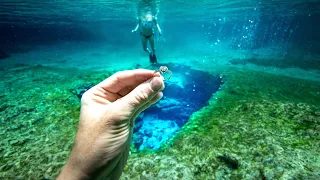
[140,20,154,39]
[141,32,154,39]
[141,21,154,28]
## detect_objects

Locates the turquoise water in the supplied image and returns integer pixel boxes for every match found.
[0,0,320,179]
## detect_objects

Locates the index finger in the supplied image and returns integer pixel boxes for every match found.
[98,69,160,93]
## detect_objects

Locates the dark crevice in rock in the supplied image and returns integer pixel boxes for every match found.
[217,153,239,170]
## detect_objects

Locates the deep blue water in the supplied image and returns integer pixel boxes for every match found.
[1,14,319,54]
[133,63,223,150]
[1,0,320,60]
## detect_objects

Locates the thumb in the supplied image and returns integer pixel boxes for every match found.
[118,76,164,111]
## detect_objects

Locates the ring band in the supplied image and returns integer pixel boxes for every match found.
[154,66,172,80]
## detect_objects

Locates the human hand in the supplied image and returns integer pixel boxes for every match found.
[131,29,136,33]
[58,69,164,180]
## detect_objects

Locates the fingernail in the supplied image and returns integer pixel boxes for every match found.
[150,77,163,91]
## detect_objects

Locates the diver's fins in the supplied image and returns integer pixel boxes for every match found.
[149,54,153,63]
[149,53,158,64]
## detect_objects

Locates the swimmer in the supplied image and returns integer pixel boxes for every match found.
[132,11,162,64]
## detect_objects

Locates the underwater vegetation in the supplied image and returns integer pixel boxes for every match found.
[122,66,320,179]
[0,63,319,179]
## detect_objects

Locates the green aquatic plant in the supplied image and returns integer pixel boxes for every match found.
[0,64,319,179]
[122,66,320,179]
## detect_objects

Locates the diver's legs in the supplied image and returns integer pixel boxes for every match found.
[148,36,157,63]
[149,36,155,56]
[141,36,151,55]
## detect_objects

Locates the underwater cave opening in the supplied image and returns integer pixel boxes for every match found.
[132,63,223,151]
